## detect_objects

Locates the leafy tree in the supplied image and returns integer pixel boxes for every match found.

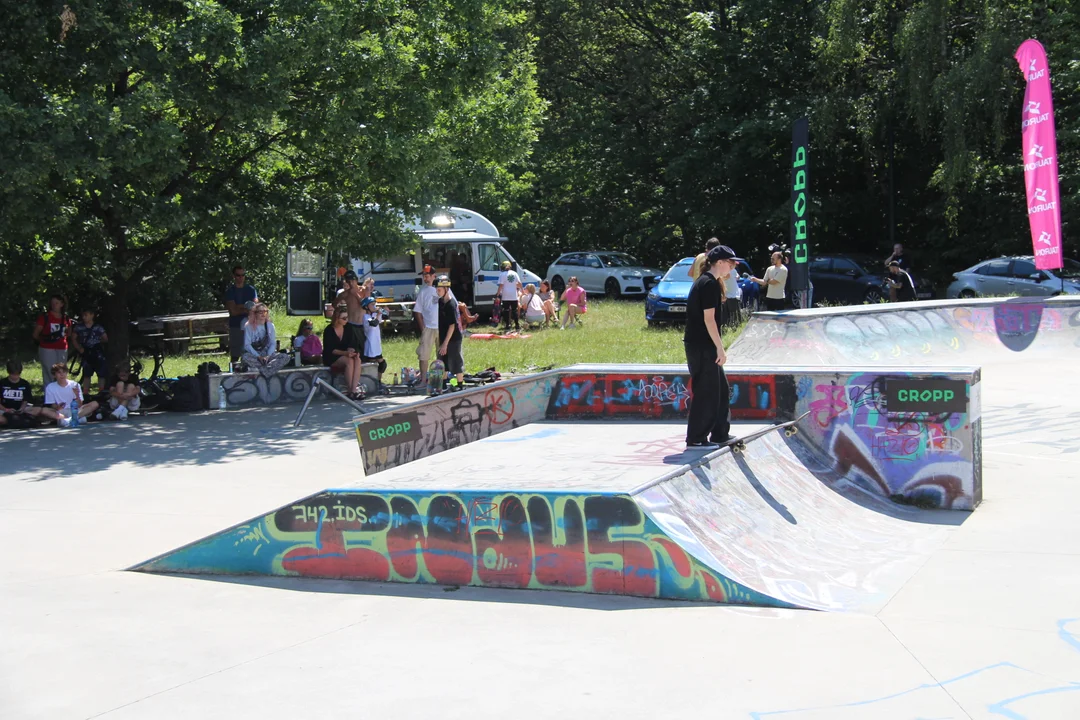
[0,0,542,362]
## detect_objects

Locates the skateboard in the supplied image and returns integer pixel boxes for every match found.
[728,410,811,454]
[427,359,446,395]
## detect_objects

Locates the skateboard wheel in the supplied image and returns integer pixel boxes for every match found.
[785,427,797,437]
[733,442,746,453]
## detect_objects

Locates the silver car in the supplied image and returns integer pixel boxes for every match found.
[945,256,1080,298]
[546,251,664,298]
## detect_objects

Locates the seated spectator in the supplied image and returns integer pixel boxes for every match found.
[242,303,290,377]
[323,308,363,399]
[537,281,558,324]
[106,366,141,420]
[559,276,588,329]
[294,319,323,365]
[0,360,58,428]
[360,296,387,385]
[519,284,547,326]
[44,363,99,426]
[70,308,109,395]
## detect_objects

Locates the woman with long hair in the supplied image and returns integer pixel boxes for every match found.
[322,307,363,398]
[242,303,290,377]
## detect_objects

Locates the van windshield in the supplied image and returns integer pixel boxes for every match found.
[371,255,414,274]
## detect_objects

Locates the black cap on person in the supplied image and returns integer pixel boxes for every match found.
[707,245,736,262]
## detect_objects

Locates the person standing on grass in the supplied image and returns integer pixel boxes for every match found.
[0,360,57,427]
[225,265,258,362]
[560,277,587,329]
[414,265,439,388]
[436,275,465,387]
[497,260,522,333]
[721,262,742,329]
[683,245,735,450]
[32,294,72,388]
[751,252,788,311]
[689,237,721,280]
[886,260,916,303]
[70,308,109,395]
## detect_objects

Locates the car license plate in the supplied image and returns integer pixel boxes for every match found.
[669,305,686,313]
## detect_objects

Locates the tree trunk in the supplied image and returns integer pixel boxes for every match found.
[102,278,131,376]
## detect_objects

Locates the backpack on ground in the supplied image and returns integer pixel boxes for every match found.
[165,376,208,412]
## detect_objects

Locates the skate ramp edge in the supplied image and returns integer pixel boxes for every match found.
[728,296,1080,366]
[353,364,983,511]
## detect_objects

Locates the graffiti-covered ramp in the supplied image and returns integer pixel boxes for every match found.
[134,419,958,612]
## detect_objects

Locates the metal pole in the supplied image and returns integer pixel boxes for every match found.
[293,377,366,427]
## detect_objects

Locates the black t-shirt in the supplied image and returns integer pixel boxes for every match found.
[891,270,916,302]
[107,374,140,391]
[684,273,721,349]
[1,377,32,410]
[438,298,460,345]
[322,324,350,366]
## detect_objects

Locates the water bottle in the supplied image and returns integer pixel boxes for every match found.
[69,399,79,429]
[218,388,227,410]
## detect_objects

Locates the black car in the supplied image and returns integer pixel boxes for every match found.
[808,254,932,305]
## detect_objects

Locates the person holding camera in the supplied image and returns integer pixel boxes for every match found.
[31,294,72,388]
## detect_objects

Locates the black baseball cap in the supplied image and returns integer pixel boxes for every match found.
[707,245,736,261]
[343,270,358,281]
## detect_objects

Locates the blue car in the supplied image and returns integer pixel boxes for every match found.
[645,257,759,325]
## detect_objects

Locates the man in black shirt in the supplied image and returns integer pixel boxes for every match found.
[0,360,57,427]
[436,275,465,388]
[683,245,736,449]
[886,260,916,303]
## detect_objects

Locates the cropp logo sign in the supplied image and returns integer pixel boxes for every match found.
[885,379,967,413]
[358,411,422,450]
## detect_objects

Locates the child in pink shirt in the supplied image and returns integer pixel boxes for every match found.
[560,276,588,329]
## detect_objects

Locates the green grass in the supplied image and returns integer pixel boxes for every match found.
[13,300,746,396]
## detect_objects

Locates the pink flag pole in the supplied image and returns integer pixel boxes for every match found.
[1014,39,1064,273]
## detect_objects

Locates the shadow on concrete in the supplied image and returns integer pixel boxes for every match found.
[146,571,781,613]
[730,451,798,525]
[0,399,412,483]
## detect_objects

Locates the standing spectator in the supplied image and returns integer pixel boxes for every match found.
[225,265,258,362]
[886,260,916,303]
[32,294,72,388]
[339,270,370,355]
[70,308,109,395]
[496,260,522,333]
[414,265,439,387]
[683,245,735,449]
[360,296,387,385]
[0,360,57,427]
[436,275,465,387]
[751,252,788,311]
[106,366,141,420]
[884,243,910,301]
[690,238,721,280]
[242,303,289,377]
[323,308,362,398]
[559,276,588,329]
[44,363,99,426]
[720,264,742,328]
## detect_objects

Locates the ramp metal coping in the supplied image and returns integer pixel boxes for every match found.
[748,294,1080,320]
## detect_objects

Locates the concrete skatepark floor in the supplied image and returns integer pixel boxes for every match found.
[4,316,1080,717]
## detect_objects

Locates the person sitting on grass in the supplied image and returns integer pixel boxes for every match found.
[519,284,547,327]
[106,366,141,420]
[44,363,99,426]
[323,308,363,399]
[361,296,387,386]
[559,276,588,329]
[242,303,290,377]
[70,308,109,395]
[0,360,57,428]
[537,280,559,325]
[294,319,323,365]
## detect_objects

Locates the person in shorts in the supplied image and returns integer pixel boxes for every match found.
[436,275,464,386]
[751,251,788,311]
[414,265,440,386]
[70,308,109,394]
[32,294,72,388]
[225,265,258,362]
[496,260,522,333]
[44,363,99,426]
[559,277,588,329]
[0,360,57,427]
[360,296,387,385]
[106,366,142,420]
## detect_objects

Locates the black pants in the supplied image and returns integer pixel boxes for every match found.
[685,343,730,444]
[720,298,742,327]
[765,297,785,311]
[500,299,520,331]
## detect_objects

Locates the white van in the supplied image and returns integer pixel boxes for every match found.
[286,207,541,322]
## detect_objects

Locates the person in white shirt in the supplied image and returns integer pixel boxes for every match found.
[721,264,742,328]
[496,260,522,333]
[751,252,788,311]
[413,265,440,386]
[360,296,387,384]
[44,363,99,426]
